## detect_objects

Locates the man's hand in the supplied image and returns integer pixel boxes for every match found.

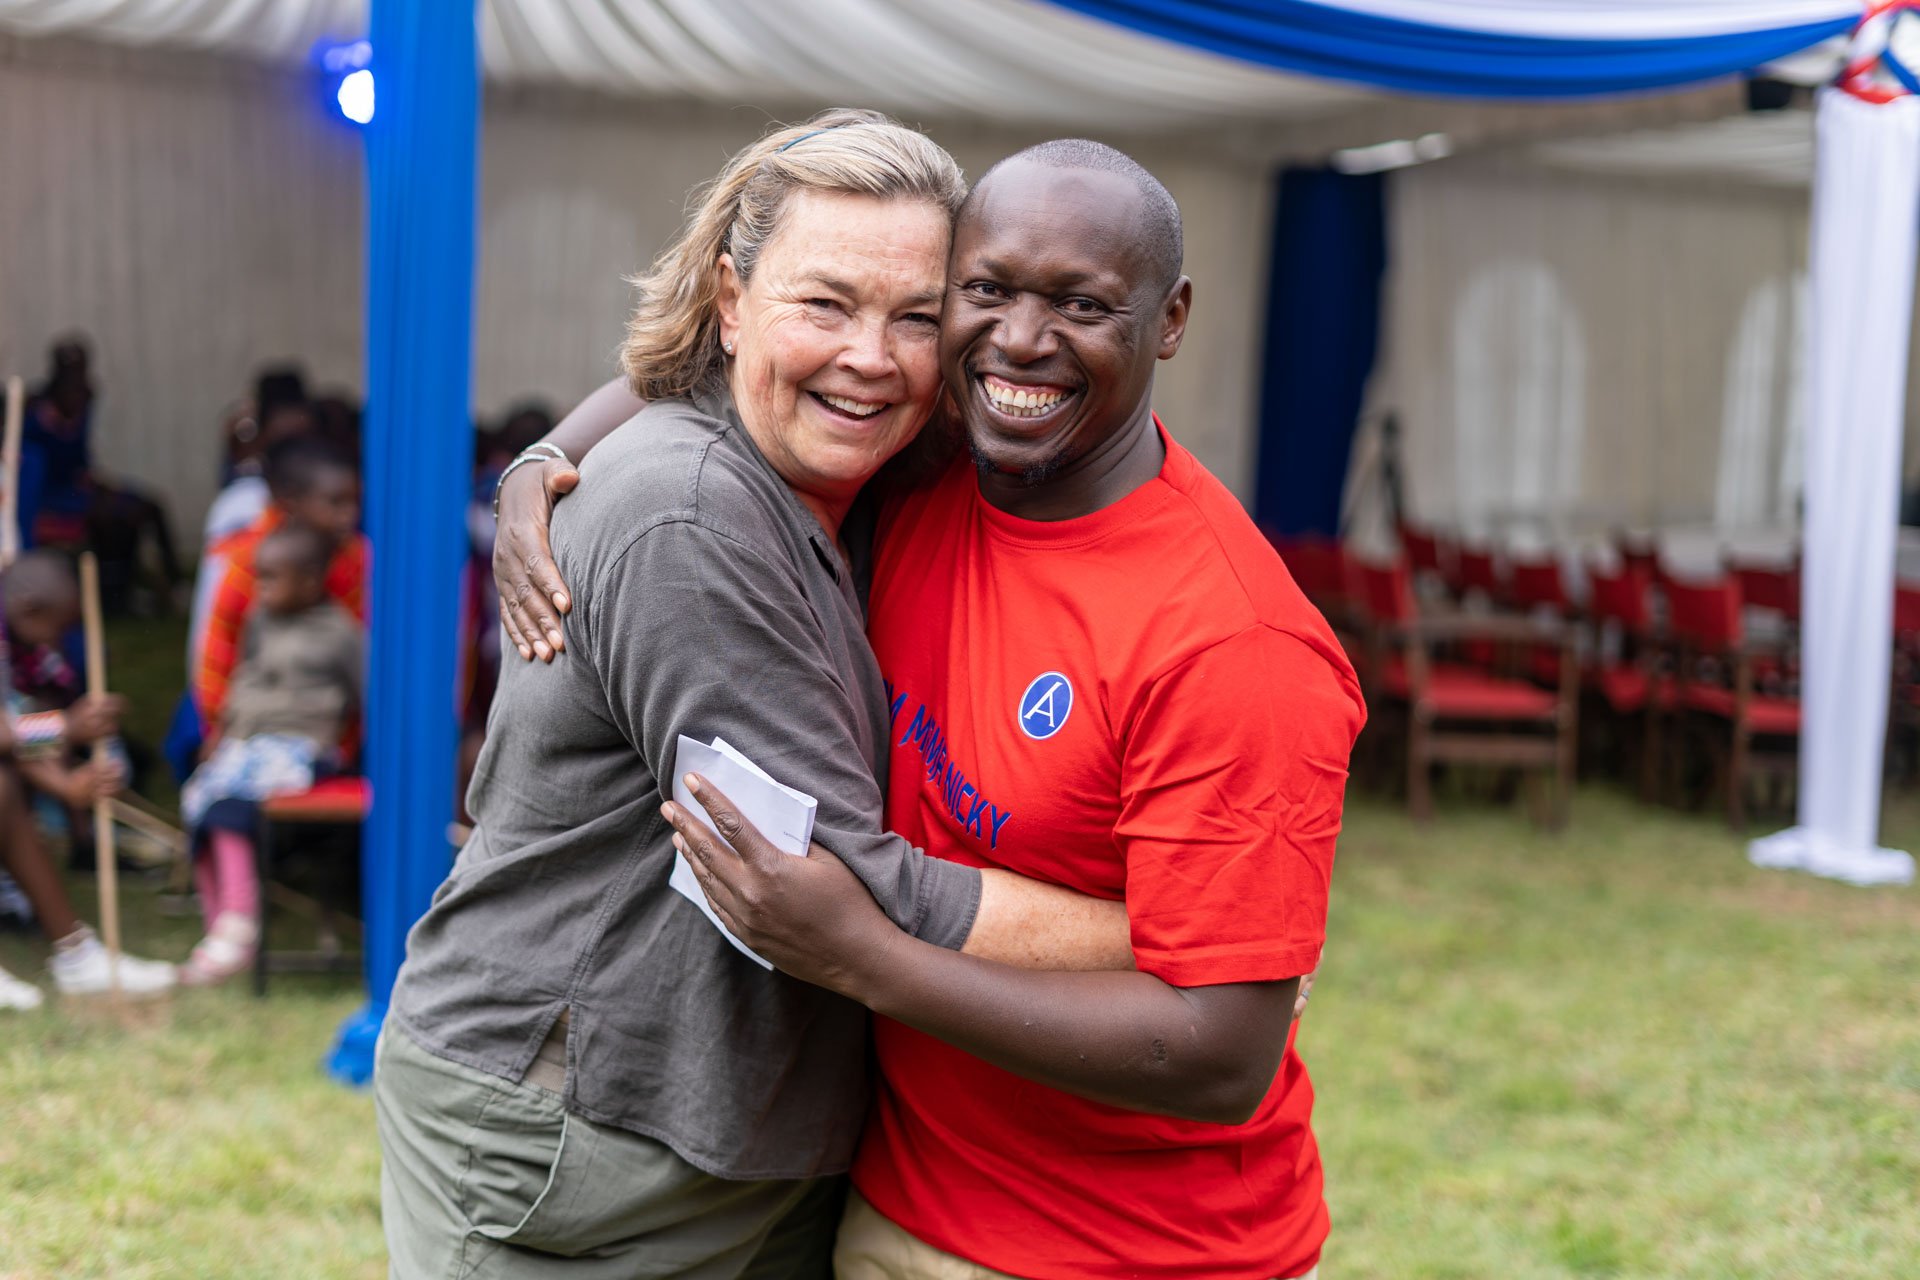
[493,457,579,664]
[662,775,903,997]
[63,694,127,746]
[48,758,126,808]
[666,775,1300,1124]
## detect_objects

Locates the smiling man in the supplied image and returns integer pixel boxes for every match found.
[660,142,1366,1280]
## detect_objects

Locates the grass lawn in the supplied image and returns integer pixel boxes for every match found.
[3,615,1918,1277]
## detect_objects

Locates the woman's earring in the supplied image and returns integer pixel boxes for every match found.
[723,341,735,355]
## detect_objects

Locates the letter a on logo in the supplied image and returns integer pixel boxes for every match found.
[1018,672,1073,741]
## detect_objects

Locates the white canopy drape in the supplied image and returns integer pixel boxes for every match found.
[1749,88,1919,887]
[0,0,1362,129]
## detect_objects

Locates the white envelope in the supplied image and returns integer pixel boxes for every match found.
[667,734,817,968]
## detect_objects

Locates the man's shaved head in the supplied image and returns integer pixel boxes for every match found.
[968,139,1183,294]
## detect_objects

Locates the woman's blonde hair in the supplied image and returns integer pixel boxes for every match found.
[620,108,967,401]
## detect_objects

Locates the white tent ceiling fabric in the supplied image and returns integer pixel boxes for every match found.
[0,0,1363,128]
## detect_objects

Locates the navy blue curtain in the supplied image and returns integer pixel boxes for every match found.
[329,0,478,1086]
[1254,167,1385,538]
[1040,1,1848,97]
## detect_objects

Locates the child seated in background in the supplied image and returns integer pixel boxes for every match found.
[179,524,363,986]
[0,553,174,1010]
[6,551,126,869]
[193,435,366,731]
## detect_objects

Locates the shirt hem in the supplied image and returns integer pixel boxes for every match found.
[387,1014,852,1183]
[853,1173,1326,1280]
[1135,941,1325,989]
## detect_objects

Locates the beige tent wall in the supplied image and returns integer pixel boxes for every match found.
[472,98,1273,496]
[1381,158,1817,540]
[0,38,365,544]
[0,36,1272,545]
[1380,155,1920,543]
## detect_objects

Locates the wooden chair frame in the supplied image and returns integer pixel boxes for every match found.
[1363,609,1579,828]
[253,787,367,997]
[1666,579,1798,831]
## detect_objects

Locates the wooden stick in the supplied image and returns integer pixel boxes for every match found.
[115,788,181,826]
[107,796,189,858]
[1,375,22,568]
[79,552,121,998]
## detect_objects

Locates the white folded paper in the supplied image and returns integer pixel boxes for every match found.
[668,735,818,968]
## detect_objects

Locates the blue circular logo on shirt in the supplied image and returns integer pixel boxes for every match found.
[1018,672,1073,741]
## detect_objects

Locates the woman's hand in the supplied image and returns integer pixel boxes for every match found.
[1294,948,1321,1021]
[662,776,903,997]
[493,457,579,663]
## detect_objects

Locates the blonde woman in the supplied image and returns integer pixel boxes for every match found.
[375,111,1129,1277]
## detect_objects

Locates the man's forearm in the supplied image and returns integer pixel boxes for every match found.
[963,870,1134,971]
[546,376,643,465]
[847,933,1295,1125]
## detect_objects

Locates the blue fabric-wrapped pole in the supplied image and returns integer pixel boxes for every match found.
[1254,167,1385,537]
[327,0,478,1087]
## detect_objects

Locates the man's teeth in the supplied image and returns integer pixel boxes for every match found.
[983,381,1068,418]
[819,393,885,418]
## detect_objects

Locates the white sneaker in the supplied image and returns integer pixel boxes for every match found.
[48,927,176,997]
[180,912,259,988]
[0,963,44,1011]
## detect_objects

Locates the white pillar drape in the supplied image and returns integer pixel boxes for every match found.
[1751,88,1919,887]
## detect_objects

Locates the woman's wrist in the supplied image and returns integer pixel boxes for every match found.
[493,445,570,518]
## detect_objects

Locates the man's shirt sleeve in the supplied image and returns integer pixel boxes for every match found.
[1118,625,1362,987]
[584,518,982,951]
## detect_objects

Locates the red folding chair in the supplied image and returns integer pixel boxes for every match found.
[1351,557,1576,826]
[1398,522,1454,600]
[1508,553,1575,685]
[1450,544,1505,606]
[1727,559,1801,621]
[1586,561,1671,798]
[1665,577,1798,830]
[1617,532,1660,587]
[1888,583,1920,779]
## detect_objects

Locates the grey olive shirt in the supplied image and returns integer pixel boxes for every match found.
[389,385,983,1180]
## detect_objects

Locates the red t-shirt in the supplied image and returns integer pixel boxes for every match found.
[854,425,1365,1280]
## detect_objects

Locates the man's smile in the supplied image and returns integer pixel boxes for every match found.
[972,371,1081,428]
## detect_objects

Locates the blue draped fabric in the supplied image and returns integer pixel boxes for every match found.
[327,0,478,1087]
[1254,168,1385,537]
[1041,1,1851,97]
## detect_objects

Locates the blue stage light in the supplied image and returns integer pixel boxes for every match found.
[338,69,376,125]
[321,39,373,74]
